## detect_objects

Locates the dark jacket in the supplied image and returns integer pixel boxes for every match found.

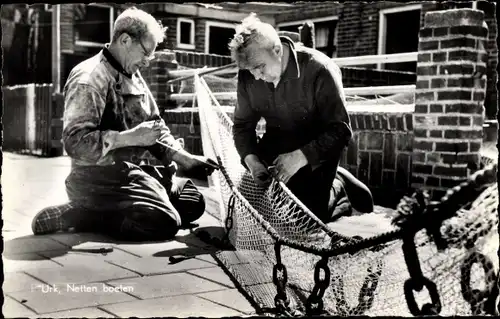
[233,37,352,170]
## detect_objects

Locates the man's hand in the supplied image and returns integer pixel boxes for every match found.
[244,154,271,187]
[184,154,218,176]
[272,149,308,184]
[128,120,163,147]
[173,150,218,177]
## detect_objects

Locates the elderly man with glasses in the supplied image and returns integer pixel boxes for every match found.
[31,7,216,241]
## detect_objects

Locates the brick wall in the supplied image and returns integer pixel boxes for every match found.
[274,3,342,24]
[411,9,489,199]
[335,3,379,58]
[60,4,74,52]
[140,51,179,110]
[274,2,497,118]
[275,2,439,59]
[481,1,498,119]
[155,13,236,55]
[341,112,414,207]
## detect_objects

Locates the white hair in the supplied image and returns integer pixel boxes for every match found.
[228,13,282,68]
[112,7,166,44]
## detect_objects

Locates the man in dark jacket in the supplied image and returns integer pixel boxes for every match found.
[229,13,356,222]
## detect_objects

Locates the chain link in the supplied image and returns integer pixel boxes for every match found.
[404,277,442,316]
[194,194,235,250]
[273,243,292,315]
[329,259,383,315]
[402,234,442,316]
[220,194,235,247]
[305,257,331,316]
[351,259,384,314]
[460,250,498,315]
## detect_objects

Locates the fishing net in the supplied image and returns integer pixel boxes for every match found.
[192,73,499,316]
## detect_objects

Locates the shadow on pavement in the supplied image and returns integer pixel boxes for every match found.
[3,225,228,261]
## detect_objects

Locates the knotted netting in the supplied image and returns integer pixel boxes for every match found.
[190,73,499,316]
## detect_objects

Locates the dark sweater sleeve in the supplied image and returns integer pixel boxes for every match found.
[300,62,352,166]
[232,71,261,162]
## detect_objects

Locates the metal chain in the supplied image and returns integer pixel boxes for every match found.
[273,242,292,316]
[329,259,383,316]
[402,234,442,316]
[460,250,498,315]
[194,194,235,250]
[351,259,384,314]
[393,163,497,251]
[222,194,235,245]
[305,257,331,316]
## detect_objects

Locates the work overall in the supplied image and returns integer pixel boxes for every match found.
[64,72,205,242]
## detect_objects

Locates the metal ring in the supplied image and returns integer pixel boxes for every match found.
[460,251,496,304]
[404,277,442,316]
[314,258,331,289]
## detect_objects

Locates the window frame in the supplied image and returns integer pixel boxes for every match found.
[377,4,422,70]
[74,4,114,48]
[276,15,339,57]
[177,17,195,50]
[204,21,236,55]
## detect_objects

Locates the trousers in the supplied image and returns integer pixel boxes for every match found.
[65,161,205,241]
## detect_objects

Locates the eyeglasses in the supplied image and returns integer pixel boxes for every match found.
[138,38,155,61]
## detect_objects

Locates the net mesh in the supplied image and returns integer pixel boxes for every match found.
[191,73,499,316]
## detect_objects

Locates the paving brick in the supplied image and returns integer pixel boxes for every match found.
[3,227,36,242]
[47,232,116,247]
[108,256,216,276]
[35,307,116,318]
[215,250,268,265]
[198,289,256,314]
[188,267,236,288]
[242,282,302,311]
[2,295,37,318]
[195,253,218,265]
[3,253,63,273]
[189,202,225,228]
[4,236,70,256]
[25,261,139,285]
[39,247,140,266]
[107,272,227,299]
[174,232,220,250]
[9,282,136,314]
[101,294,242,317]
[3,272,46,293]
[222,263,273,286]
[113,240,202,257]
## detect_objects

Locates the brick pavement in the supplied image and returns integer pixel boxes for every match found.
[2,152,256,318]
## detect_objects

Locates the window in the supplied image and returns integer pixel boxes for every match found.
[205,21,236,55]
[378,4,422,72]
[277,17,338,58]
[177,18,195,50]
[75,4,114,48]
